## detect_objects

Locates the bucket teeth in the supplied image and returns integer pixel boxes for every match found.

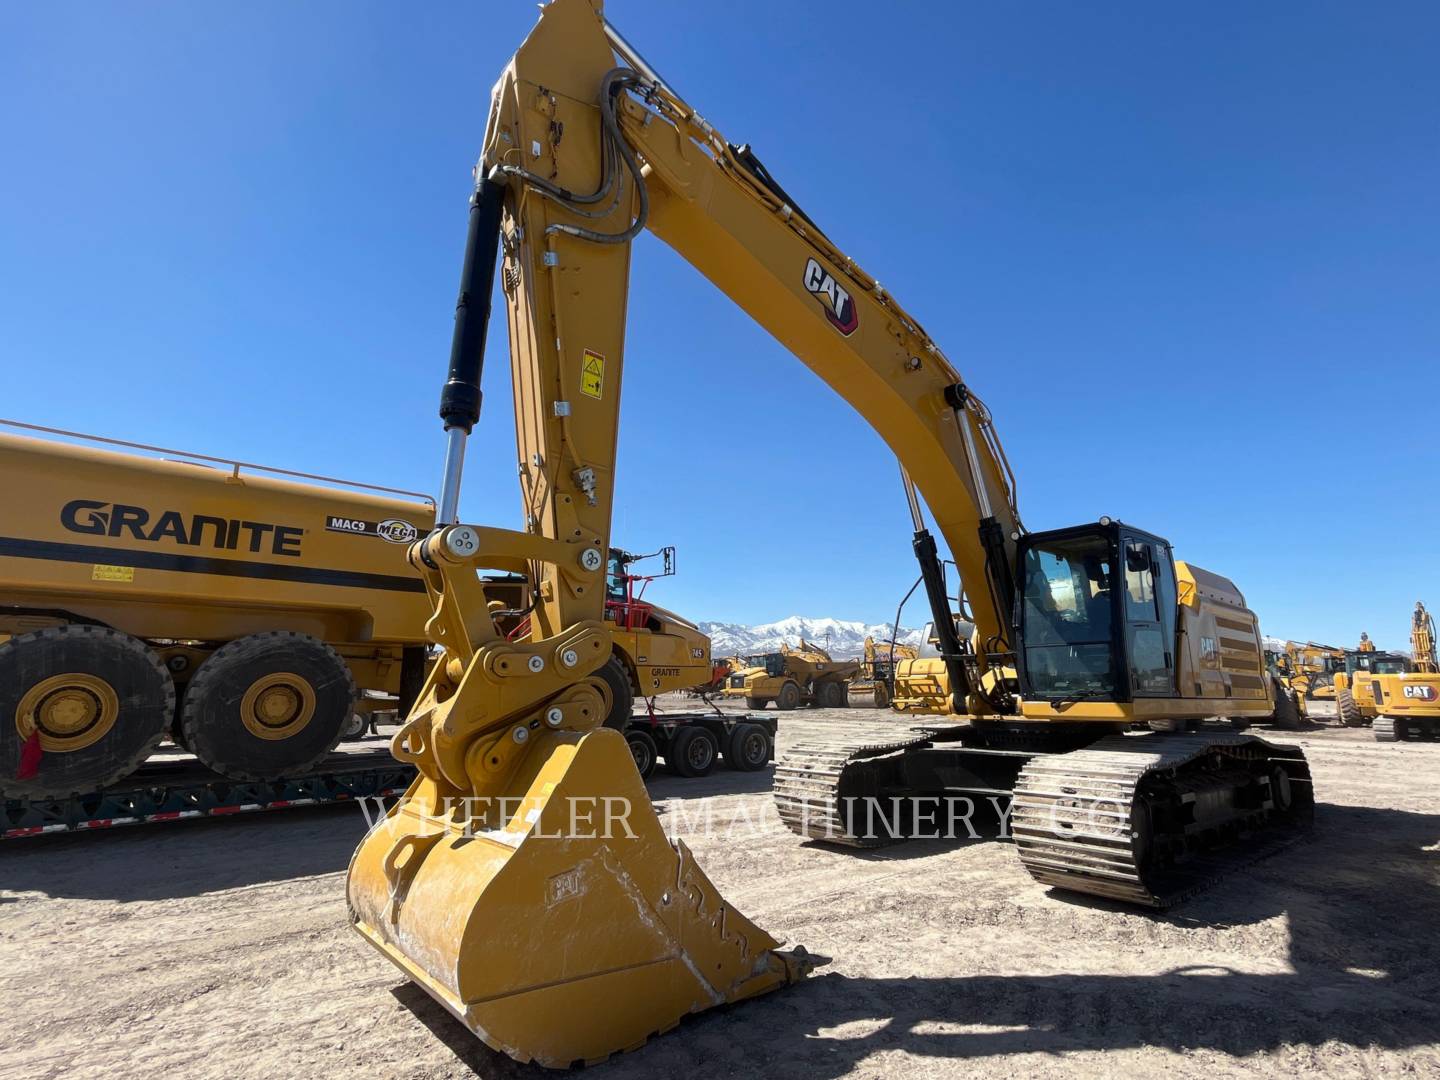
[348,727,811,1068]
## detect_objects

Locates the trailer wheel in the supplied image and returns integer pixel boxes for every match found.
[181,632,356,781]
[597,656,634,730]
[0,626,174,798]
[775,681,801,711]
[725,723,770,771]
[744,696,767,710]
[625,728,657,779]
[342,711,370,740]
[668,725,718,777]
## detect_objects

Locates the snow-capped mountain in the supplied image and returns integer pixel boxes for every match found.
[699,616,923,659]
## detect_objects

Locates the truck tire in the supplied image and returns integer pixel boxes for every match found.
[1336,688,1366,727]
[597,656,634,730]
[818,681,847,709]
[1270,678,1302,730]
[625,728,657,779]
[775,681,801,711]
[667,725,718,777]
[181,632,357,781]
[724,722,770,771]
[744,696,767,710]
[0,625,174,798]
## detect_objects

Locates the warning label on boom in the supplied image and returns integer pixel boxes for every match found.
[580,349,605,399]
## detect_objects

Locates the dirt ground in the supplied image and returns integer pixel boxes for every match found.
[3,703,1438,1080]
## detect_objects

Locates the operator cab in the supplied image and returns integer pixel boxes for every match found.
[1346,651,1408,677]
[1015,520,1178,703]
[743,653,787,678]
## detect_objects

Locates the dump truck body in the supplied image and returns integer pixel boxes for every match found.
[0,428,433,796]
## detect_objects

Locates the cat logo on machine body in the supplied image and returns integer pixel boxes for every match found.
[803,257,859,336]
[1403,684,1438,702]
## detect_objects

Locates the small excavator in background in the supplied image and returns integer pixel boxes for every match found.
[1333,602,1440,741]
[347,2,1314,1065]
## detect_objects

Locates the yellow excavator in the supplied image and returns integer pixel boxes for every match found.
[348,1,1313,1065]
[1331,602,1440,741]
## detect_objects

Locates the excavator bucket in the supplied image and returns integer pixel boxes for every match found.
[348,724,816,1068]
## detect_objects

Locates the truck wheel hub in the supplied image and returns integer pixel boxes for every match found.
[17,673,120,751]
[241,673,315,740]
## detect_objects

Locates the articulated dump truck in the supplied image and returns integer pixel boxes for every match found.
[0,424,731,808]
[0,425,435,799]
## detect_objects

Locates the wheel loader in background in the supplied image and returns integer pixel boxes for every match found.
[721,639,860,709]
[1332,602,1440,741]
[847,634,919,708]
[347,1,1313,1065]
[1267,640,1345,721]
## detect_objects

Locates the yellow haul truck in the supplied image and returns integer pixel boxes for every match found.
[722,639,860,709]
[0,425,435,800]
[0,422,732,810]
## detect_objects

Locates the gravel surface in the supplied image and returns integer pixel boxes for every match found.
[3,706,1437,1079]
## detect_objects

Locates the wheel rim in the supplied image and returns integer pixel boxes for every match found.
[688,736,713,769]
[16,672,120,752]
[630,739,651,770]
[743,731,767,765]
[240,672,316,740]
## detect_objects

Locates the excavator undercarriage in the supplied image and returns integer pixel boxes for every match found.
[775,721,1313,908]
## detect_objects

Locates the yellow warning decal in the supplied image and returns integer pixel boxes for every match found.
[580,349,605,399]
[92,564,134,583]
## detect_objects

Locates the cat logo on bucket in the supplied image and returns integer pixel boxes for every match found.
[803,257,859,336]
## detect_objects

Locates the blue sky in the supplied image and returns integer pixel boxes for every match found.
[4,1,1438,650]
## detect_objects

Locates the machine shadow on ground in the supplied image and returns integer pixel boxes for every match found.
[646,766,776,801]
[389,800,1439,1078]
[0,802,368,901]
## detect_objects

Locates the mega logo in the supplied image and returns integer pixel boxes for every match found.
[1403,684,1438,702]
[803,257,859,336]
[61,500,303,557]
[325,516,419,545]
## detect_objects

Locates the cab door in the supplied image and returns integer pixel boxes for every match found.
[1122,536,1177,698]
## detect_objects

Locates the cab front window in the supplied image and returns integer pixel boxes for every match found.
[1020,535,1116,697]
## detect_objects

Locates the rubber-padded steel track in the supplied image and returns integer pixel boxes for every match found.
[772,723,932,846]
[1011,732,1313,908]
[1374,716,1398,742]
